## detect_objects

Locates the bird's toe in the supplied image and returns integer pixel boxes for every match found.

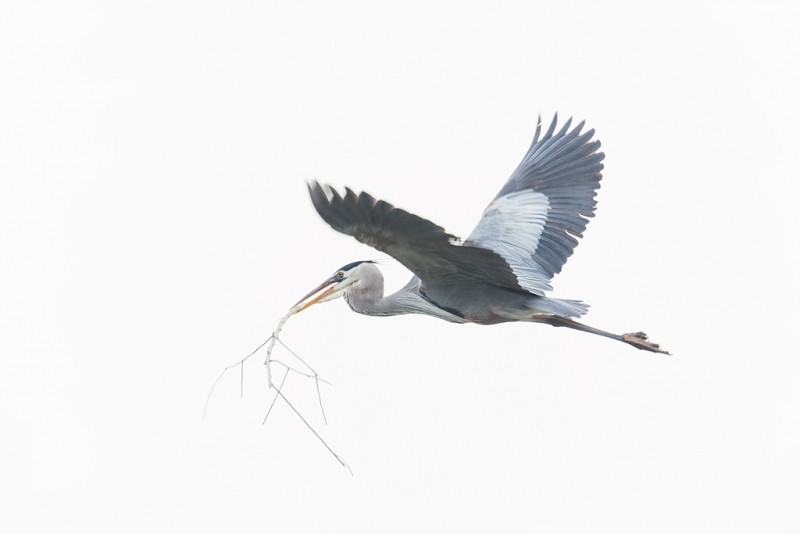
[622,332,670,355]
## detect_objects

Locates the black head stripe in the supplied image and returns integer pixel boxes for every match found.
[338,260,374,272]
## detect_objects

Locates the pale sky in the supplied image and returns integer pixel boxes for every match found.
[1,1,798,532]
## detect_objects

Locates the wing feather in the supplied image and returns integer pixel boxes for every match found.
[308,181,525,291]
[308,114,603,297]
[466,114,604,294]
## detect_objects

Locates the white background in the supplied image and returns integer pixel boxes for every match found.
[1,1,798,532]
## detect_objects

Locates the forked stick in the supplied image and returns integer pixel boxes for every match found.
[205,306,351,473]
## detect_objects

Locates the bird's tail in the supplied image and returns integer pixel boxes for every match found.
[528,297,589,318]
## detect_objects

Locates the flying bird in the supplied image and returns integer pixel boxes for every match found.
[294,115,666,353]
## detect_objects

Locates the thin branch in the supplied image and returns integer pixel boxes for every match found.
[274,386,352,475]
[203,335,272,421]
[263,368,291,424]
[271,359,332,385]
[277,338,320,376]
[277,338,328,425]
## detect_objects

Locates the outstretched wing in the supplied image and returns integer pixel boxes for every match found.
[308,182,524,291]
[465,114,604,295]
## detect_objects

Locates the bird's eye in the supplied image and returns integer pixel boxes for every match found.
[337,271,344,278]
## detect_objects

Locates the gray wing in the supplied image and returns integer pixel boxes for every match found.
[308,181,525,291]
[465,114,604,295]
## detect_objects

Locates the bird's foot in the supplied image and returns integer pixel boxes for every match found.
[622,332,670,354]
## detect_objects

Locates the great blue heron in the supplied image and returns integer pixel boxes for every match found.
[293,115,667,354]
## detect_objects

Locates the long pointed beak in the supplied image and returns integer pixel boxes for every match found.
[291,278,337,314]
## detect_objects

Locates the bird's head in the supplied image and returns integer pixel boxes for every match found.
[291,260,375,314]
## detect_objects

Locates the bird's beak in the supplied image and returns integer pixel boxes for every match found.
[291,277,338,314]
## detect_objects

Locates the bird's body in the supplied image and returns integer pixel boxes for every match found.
[293,115,667,353]
[340,262,586,325]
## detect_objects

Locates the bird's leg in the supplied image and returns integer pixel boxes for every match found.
[528,314,669,354]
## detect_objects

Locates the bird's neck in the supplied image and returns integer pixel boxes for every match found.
[344,278,466,322]
[344,282,411,316]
